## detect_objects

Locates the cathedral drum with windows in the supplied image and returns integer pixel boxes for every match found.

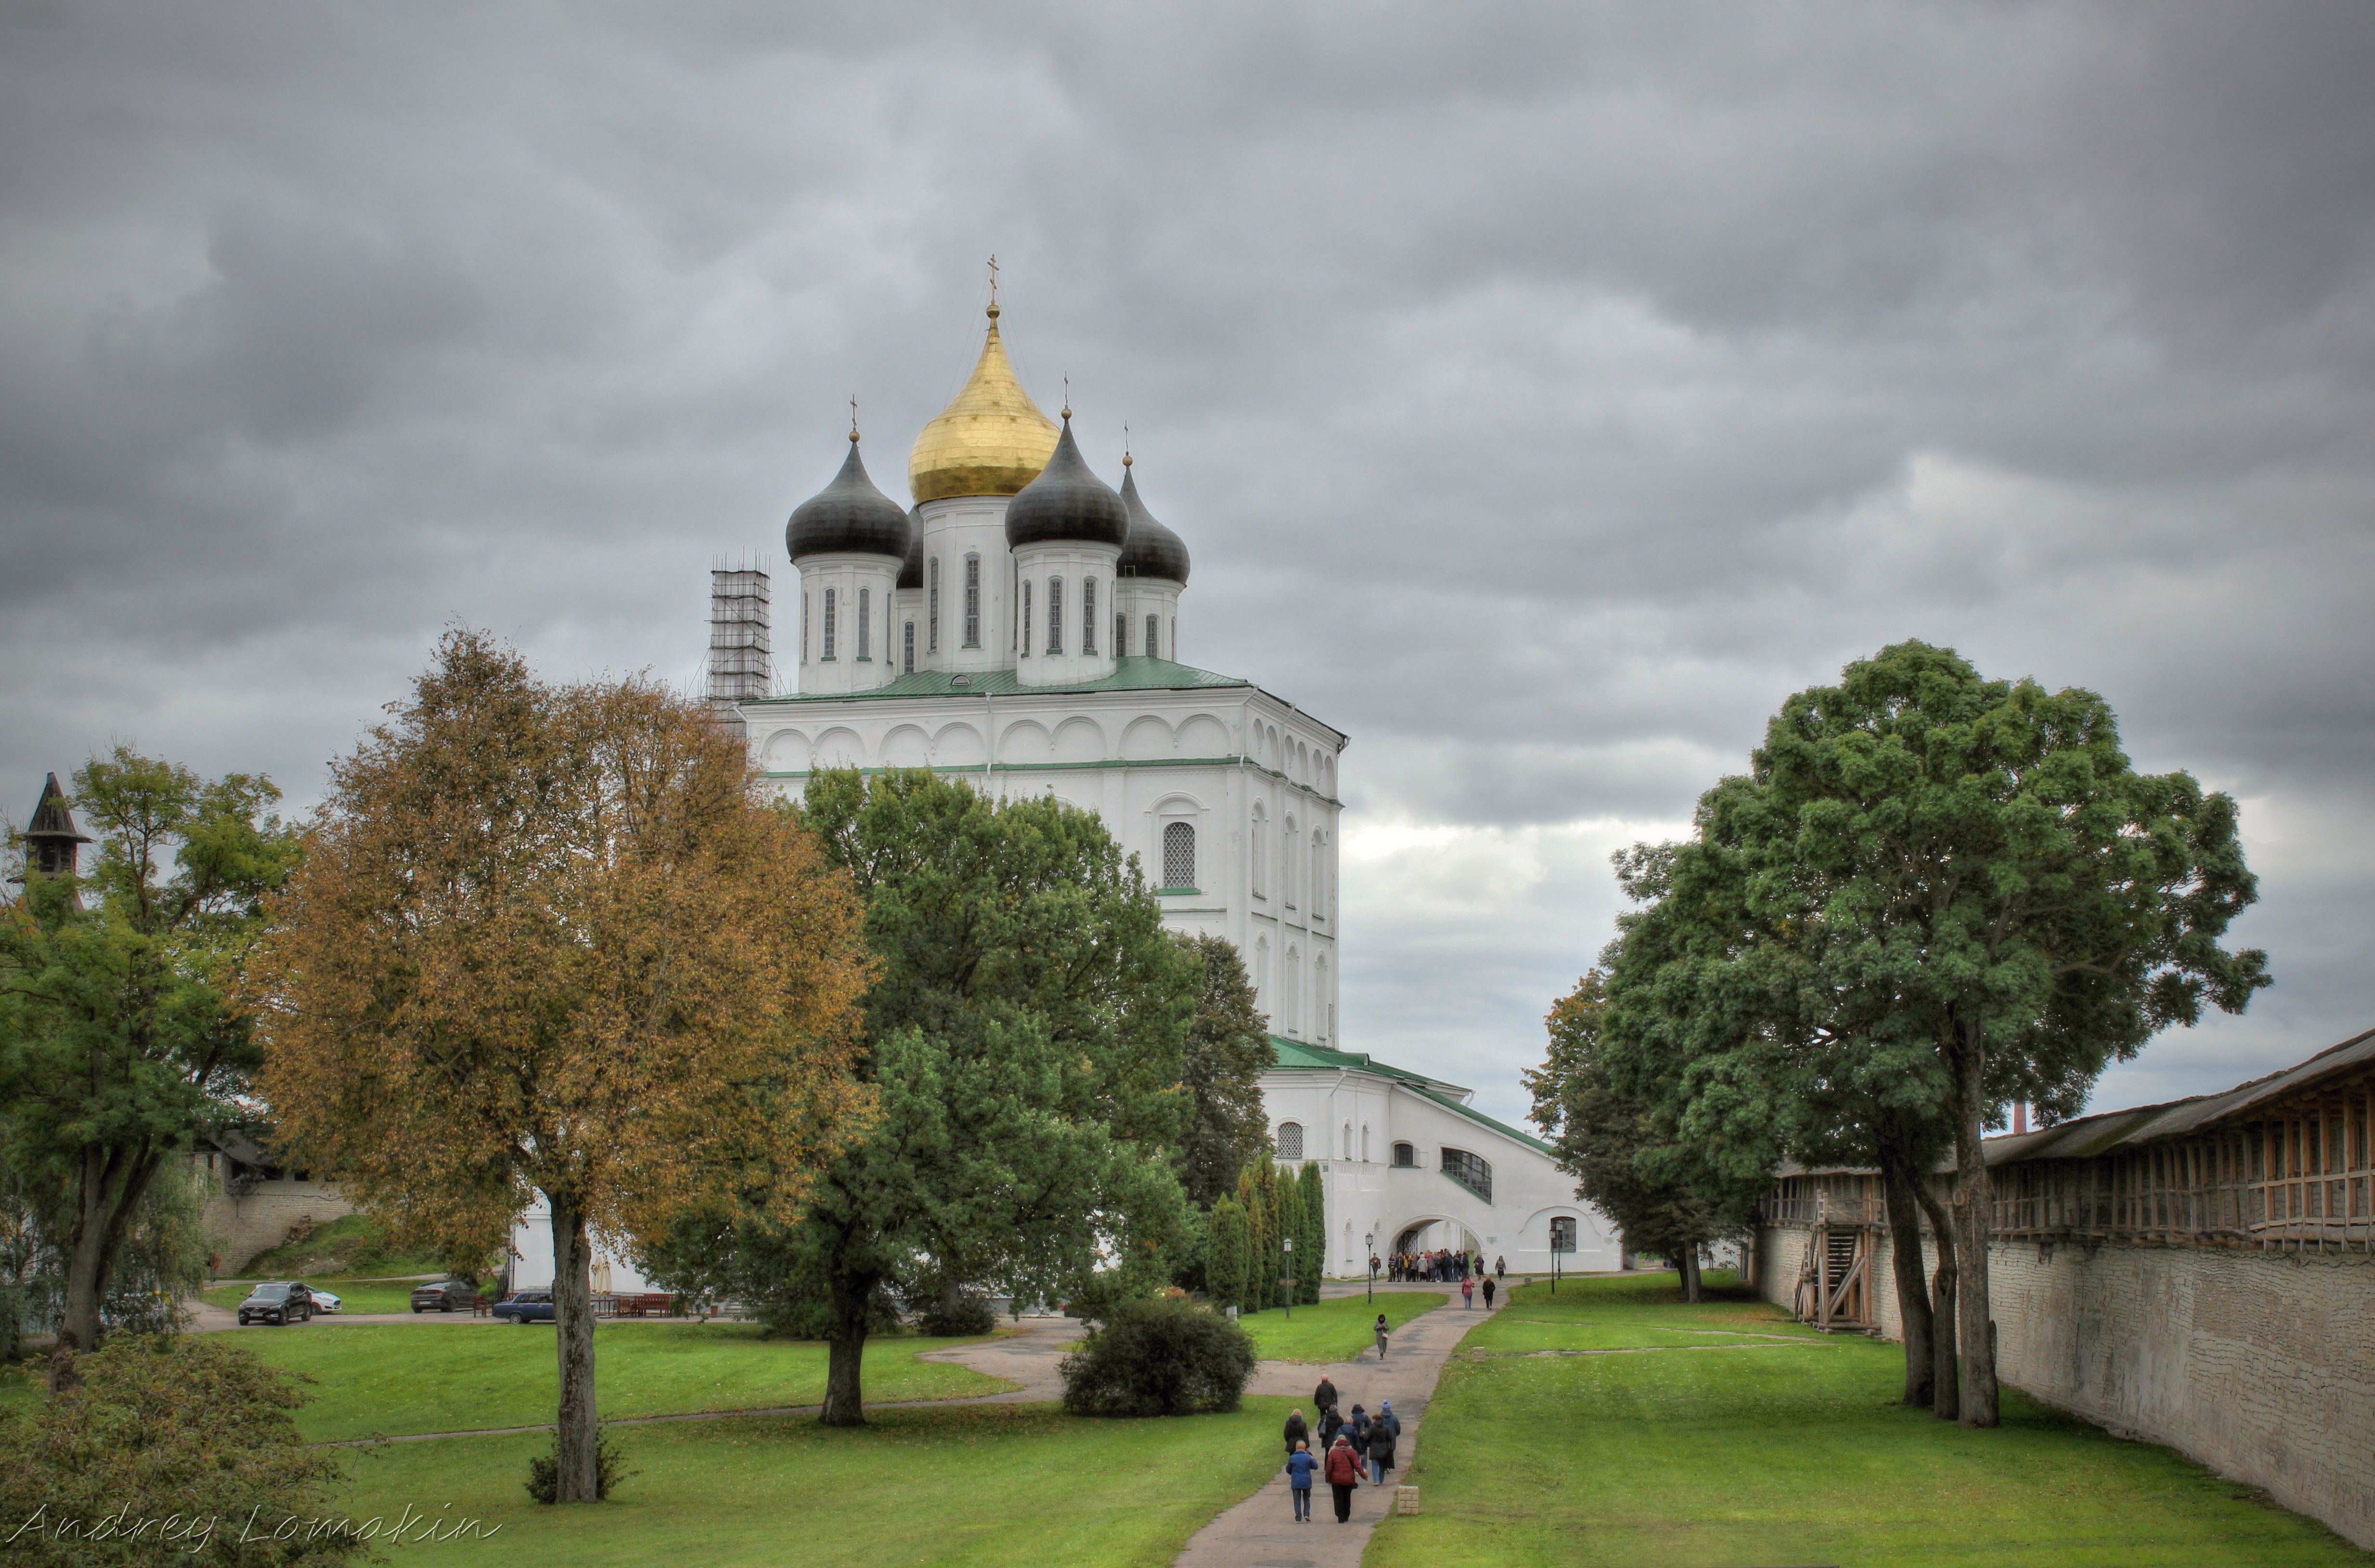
[703,297,1614,1282]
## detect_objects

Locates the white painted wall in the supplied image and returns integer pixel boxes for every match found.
[506,1193,654,1295]
[1259,1064,1619,1278]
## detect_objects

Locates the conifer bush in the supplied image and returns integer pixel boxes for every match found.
[1059,1295,1257,1416]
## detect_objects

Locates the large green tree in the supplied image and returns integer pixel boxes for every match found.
[1596,641,2267,1425]
[0,752,298,1387]
[719,768,1197,1425]
[1524,972,1766,1302]
[1174,933,1273,1210]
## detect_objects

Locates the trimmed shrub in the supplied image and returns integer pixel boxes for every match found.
[526,1427,634,1504]
[916,1291,998,1337]
[1059,1295,1257,1416]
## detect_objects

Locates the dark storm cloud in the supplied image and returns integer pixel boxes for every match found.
[5,0,2372,1127]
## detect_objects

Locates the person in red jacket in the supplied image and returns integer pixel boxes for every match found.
[1323,1431,1363,1522]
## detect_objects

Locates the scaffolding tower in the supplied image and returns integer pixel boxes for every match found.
[707,565,772,709]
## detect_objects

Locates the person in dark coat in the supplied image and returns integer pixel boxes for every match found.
[1324,1432,1363,1522]
[1312,1375,1339,1420]
[1283,1408,1309,1457]
[1318,1404,1344,1451]
[1482,1276,1497,1309]
[1365,1407,1397,1486]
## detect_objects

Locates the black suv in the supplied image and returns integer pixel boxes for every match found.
[236,1282,316,1326]
[409,1279,477,1313]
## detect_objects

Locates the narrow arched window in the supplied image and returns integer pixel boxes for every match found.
[821,587,837,659]
[902,620,915,675]
[1361,1124,1370,1162]
[1169,617,1176,660]
[1020,580,1032,657]
[1147,613,1159,661]
[802,593,811,664]
[1083,577,1097,654]
[1163,820,1195,889]
[928,557,940,651]
[1046,577,1064,654]
[962,554,981,647]
[1116,611,1129,656]
[1276,1121,1304,1161]
[857,587,871,659]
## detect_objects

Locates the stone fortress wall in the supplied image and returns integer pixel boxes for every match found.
[1752,1224,2374,1548]
[1753,1031,2375,1549]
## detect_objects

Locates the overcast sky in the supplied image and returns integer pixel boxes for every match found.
[6,1,2372,1133]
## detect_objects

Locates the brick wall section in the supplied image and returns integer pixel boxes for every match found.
[202,1183,356,1274]
[1754,1224,2375,1549]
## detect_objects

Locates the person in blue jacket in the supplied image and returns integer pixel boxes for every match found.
[1285,1440,1317,1522]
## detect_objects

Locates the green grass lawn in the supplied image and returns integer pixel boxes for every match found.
[328,1397,1297,1567]
[232,1321,1012,1442]
[1233,1291,1444,1362]
[1367,1274,2373,1568]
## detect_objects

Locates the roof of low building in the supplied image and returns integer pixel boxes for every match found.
[1268,1036,1556,1155]
[1771,1025,2375,1179]
[1982,1025,2375,1165]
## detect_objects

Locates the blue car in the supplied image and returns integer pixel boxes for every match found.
[492,1290,556,1323]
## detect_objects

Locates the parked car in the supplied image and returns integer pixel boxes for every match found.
[236,1282,316,1326]
[297,1284,342,1313]
[409,1279,476,1313]
[491,1290,557,1324]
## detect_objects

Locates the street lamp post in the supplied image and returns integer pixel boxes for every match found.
[1281,1238,1293,1320]
[1364,1232,1376,1304]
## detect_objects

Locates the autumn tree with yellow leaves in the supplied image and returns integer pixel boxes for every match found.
[249,632,875,1503]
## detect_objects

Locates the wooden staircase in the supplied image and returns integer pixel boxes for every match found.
[1793,1221,1874,1330]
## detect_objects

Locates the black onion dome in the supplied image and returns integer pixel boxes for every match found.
[897,508,924,589]
[1003,417,1129,550]
[1116,464,1191,585]
[786,437,912,562]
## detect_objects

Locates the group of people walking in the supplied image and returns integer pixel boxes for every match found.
[1281,1375,1399,1524]
[1384,1249,1505,1283]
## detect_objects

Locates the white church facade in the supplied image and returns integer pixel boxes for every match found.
[511,298,1613,1290]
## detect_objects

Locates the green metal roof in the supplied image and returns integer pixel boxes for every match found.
[1266,1036,1555,1155]
[745,656,1251,706]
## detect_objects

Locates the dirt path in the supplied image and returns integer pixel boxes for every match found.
[1172,1293,1488,1568]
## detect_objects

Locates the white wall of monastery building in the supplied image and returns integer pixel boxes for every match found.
[741,678,1346,1045]
[1262,1041,1619,1278]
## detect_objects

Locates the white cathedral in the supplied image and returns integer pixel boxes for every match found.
[513,300,1615,1295]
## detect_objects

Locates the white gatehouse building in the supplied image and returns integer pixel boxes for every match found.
[512,298,1616,1291]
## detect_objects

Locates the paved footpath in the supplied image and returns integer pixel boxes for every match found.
[1174,1285,1494,1568]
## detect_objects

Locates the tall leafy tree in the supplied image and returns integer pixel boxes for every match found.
[1524,973,1765,1302]
[1174,933,1273,1210]
[738,768,1197,1425]
[0,752,299,1387]
[251,632,875,1500]
[1596,641,2267,1425]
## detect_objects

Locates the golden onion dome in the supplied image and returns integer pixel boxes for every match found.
[908,308,1060,503]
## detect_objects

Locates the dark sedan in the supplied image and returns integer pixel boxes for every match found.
[491,1290,557,1324]
[236,1282,315,1326]
[409,1279,477,1313]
